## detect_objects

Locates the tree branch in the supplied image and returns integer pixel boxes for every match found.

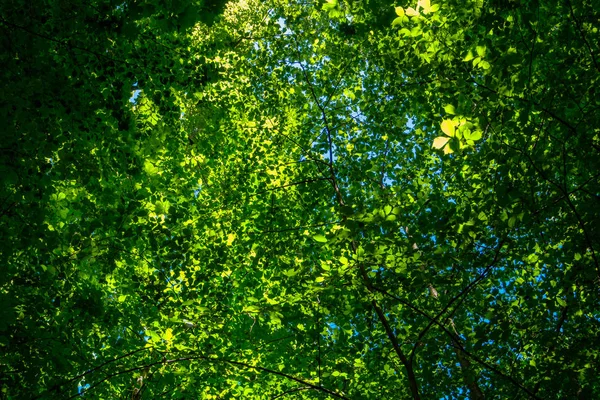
[71,354,351,400]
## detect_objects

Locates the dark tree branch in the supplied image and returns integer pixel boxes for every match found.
[71,354,351,400]
[372,286,541,400]
[410,239,507,362]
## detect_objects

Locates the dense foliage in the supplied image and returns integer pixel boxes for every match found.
[1,0,599,398]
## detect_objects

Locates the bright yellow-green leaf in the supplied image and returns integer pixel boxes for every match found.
[146,330,160,342]
[395,6,405,17]
[144,160,159,175]
[470,130,482,141]
[322,0,337,11]
[226,233,236,246]
[243,305,261,313]
[405,7,419,16]
[313,234,327,243]
[269,312,282,324]
[432,136,450,149]
[283,269,299,277]
[400,28,411,36]
[418,0,431,13]
[463,51,474,62]
[444,104,455,115]
[441,119,455,137]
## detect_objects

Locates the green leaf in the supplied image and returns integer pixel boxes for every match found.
[163,328,174,341]
[243,305,261,313]
[313,234,328,243]
[470,130,482,141]
[443,104,456,115]
[322,0,337,11]
[441,119,455,137]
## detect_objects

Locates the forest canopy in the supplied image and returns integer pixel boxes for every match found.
[1,0,599,398]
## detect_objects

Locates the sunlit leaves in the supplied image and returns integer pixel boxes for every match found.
[432,136,450,150]
[444,104,456,115]
[226,233,236,246]
[405,7,419,16]
[2,0,600,398]
[313,234,328,243]
[441,119,456,137]
[322,0,342,18]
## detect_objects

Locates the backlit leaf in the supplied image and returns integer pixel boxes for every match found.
[432,136,450,149]
[441,119,455,137]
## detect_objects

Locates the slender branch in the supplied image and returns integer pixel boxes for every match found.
[316,296,322,385]
[0,16,134,68]
[256,176,330,195]
[504,140,599,276]
[271,386,311,399]
[373,286,541,399]
[260,220,339,234]
[565,0,600,73]
[64,347,149,385]
[292,37,345,206]
[73,354,351,400]
[411,239,507,362]
[290,32,420,399]
[471,79,580,136]
[369,298,421,399]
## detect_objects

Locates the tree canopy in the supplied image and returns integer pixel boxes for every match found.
[1,0,599,398]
